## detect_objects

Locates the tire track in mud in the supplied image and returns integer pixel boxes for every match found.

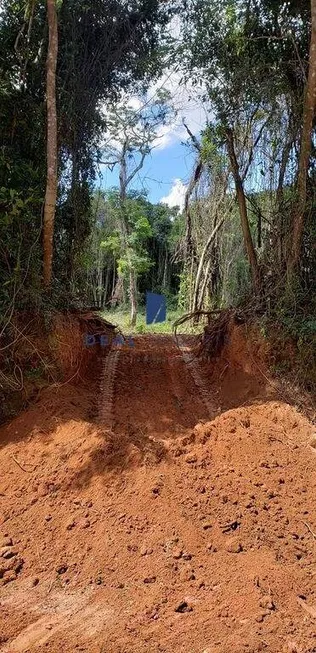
[98,349,120,428]
[176,335,217,419]
[98,335,216,434]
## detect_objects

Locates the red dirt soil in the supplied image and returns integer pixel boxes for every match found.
[0,334,316,653]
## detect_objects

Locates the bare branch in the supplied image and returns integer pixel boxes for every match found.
[183,120,201,152]
[126,148,148,187]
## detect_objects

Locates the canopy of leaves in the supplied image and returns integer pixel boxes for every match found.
[182,0,310,121]
[0,0,174,311]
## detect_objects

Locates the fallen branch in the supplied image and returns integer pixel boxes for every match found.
[173,309,222,337]
[11,454,36,473]
[302,521,316,539]
[52,366,80,388]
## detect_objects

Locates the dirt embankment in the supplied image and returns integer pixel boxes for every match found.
[0,311,115,424]
[0,332,316,653]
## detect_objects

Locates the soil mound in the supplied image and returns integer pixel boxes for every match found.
[0,335,315,652]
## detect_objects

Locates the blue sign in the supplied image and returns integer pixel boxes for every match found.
[146,292,166,325]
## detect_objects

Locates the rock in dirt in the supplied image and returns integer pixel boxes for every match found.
[1,548,17,560]
[207,543,217,552]
[0,538,12,548]
[140,546,153,556]
[80,518,90,529]
[2,571,17,585]
[175,601,193,613]
[185,453,197,464]
[179,568,195,582]
[259,595,275,610]
[143,576,156,584]
[224,538,243,553]
[0,554,23,585]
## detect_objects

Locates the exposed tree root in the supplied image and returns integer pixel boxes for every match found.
[174,307,241,359]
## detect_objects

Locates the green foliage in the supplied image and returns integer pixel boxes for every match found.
[259,296,316,392]
[100,234,121,256]
[200,126,227,173]
[128,215,152,245]
[0,0,173,316]
[177,270,193,311]
[182,0,310,119]
[103,307,186,335]
[118,250,152,277]
[83,189,182,308]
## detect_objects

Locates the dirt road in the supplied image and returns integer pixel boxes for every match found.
[0,335,316,652]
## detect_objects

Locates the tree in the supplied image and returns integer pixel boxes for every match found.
[0,0,174,311]
[84,190,181,310]
[43,0,58,288]
[99,190,153,316]
[225,126,260,292]
[101,96,173,324]
[180,0,314,302]
[290,0,316,270]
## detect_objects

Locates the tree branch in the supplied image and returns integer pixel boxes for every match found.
[183,120,201,152]
[126,148,148,187]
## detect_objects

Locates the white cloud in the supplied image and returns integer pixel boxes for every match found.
[101,70,208,155]
[160,178,187,211]
[126,97,143,111]
[150,70,208,150]
[168,15,181,40]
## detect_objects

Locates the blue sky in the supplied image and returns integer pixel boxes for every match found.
[98,67,207,210]
[98,140,196,208]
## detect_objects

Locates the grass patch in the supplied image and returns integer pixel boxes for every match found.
[101,308,204,335]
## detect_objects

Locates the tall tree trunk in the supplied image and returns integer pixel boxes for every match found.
[103,265,110,308]
[96,248,102,307]
[129,269,137,326]
[184,159,202,263]
[192,217,224,313]
[162,247,168,289]
[198,256,212,311]
[68,149,78,282]
[226,127,260,293]
[290,0,316,269]
[276,129,295,266]
[43,0,58,288]
[118,140,140,326]
[189,253,195,312]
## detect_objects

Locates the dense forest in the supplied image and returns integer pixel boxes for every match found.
[0,0,315,405]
